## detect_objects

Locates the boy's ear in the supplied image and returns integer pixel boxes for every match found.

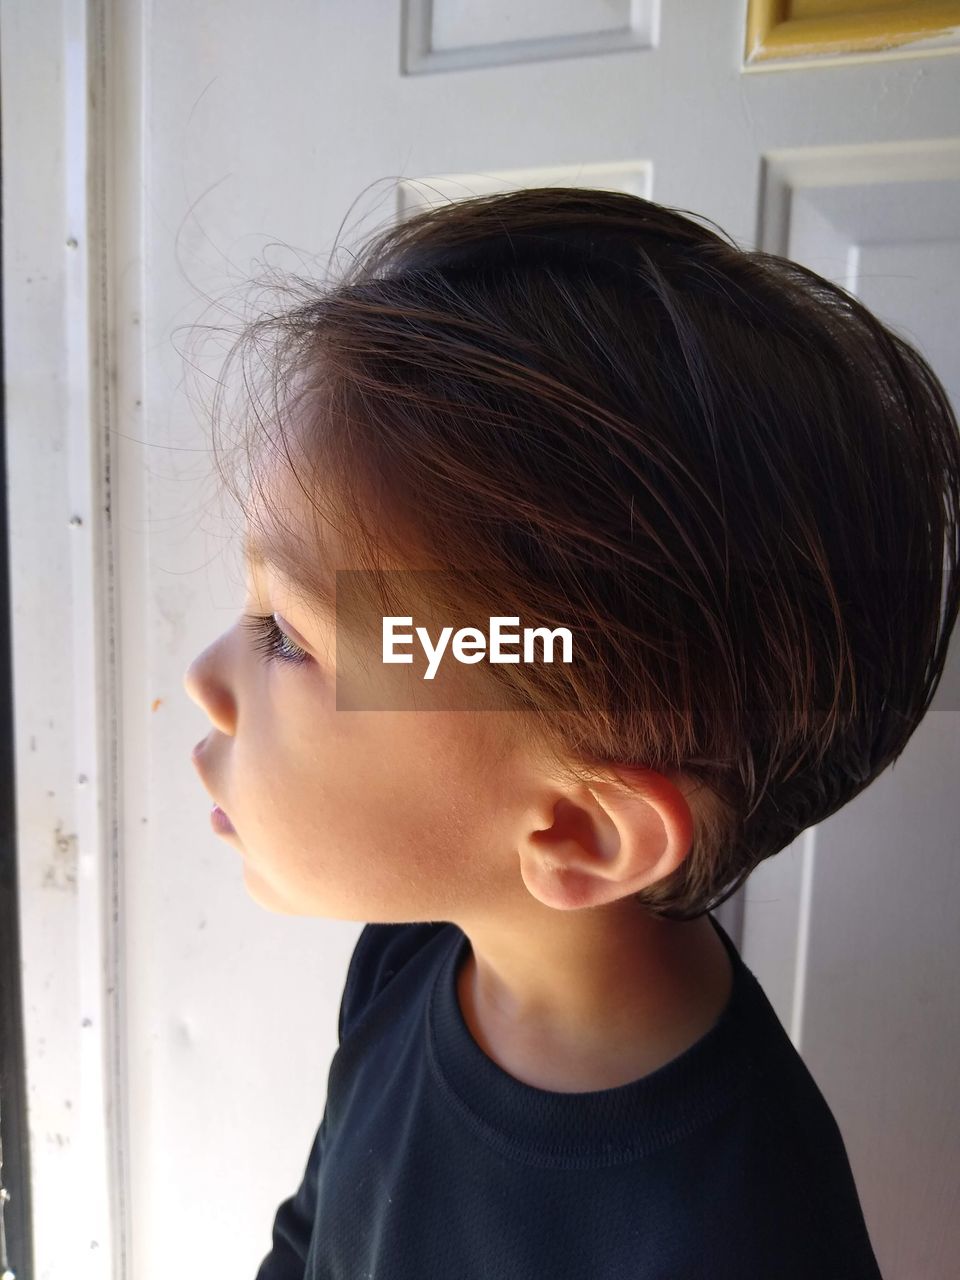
[516,766,695,912]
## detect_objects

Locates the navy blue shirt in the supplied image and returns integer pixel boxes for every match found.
[254,913,883,1278]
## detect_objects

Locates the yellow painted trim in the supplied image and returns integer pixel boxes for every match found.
[745,0,960,63]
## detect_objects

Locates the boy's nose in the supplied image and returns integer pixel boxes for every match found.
[182,635,237,739]
[183,643,221,716]
[183,654,204,708]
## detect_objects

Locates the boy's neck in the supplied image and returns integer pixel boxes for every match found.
[454,911,735,1094]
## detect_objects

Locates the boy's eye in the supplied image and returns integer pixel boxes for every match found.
[242,613,311,667]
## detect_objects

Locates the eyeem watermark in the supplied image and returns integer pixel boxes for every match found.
[333,570,579,711]
[383,615,573,680]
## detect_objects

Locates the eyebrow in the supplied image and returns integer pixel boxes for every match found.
[242,532,277,570]
[243,532,337,615]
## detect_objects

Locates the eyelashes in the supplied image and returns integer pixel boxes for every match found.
[242,613,311,667]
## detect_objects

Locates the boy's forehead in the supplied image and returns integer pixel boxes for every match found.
[242,508,340,616]
[243,472,342,572]
[240,466,447,619]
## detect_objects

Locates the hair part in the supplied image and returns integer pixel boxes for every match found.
[192,185,960,921]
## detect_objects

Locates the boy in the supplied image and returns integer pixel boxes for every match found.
[185,187,958,1275]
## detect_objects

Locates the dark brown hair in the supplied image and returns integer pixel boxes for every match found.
[194,185,960,921]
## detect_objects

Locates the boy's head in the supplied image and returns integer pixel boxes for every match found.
[184,186,960,925]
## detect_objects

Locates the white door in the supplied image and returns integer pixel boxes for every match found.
[4,2,959,1276]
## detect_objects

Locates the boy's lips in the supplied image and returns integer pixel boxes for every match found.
[211,804,236,835]
[191,739,234,831]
